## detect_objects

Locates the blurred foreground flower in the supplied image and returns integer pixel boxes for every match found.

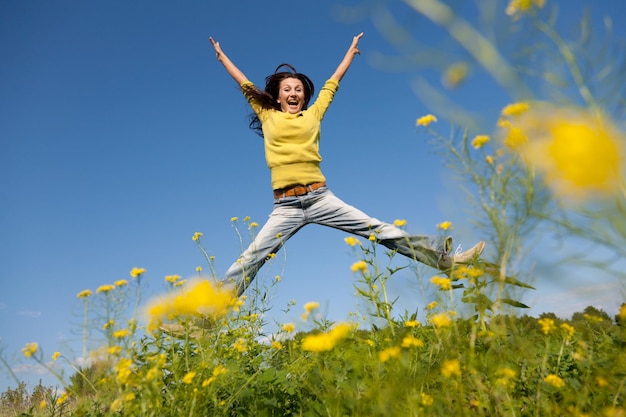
[500,104,624,201]
[301,322,354,352]
[145,278,237,327]
[505,0,546,18]
[21,342,38,358]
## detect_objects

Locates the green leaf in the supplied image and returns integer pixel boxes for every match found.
[500,298,530,308]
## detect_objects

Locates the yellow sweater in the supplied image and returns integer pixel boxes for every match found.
[241,79,339,190]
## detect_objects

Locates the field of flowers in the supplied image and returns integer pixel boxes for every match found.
[2,0,626,415]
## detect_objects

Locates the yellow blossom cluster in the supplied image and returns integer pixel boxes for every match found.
[416,114,438,127]
[350,260,368,273]
[538,317,556,335]
[130,267,146,278]
[145,278,237,326]
[498,102,624,201]
[21,342,38,358]
[544,373,565,388]
[471,135,490,150]
[202,364,228,387]
[301,323,354,352]
[430,276,452,291]
[441,359,461,378]
[436,221,453,231]
[505,0,546,18]
[379,346,401,363]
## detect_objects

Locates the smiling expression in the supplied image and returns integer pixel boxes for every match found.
[277,77,305,114]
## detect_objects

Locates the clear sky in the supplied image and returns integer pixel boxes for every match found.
[1,0,624,391]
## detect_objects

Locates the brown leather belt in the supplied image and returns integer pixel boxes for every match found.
[273,182,326,199]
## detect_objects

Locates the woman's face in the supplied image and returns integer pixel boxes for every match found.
[277,77,305,114]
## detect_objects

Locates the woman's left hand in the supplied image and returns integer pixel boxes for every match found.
[349,32,364,56]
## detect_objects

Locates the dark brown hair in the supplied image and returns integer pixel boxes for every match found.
[244,63,315,137]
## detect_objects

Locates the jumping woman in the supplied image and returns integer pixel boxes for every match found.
[209,33,485,297]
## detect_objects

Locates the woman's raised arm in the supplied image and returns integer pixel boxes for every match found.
[330,33,364,82]
[209,37,248,85]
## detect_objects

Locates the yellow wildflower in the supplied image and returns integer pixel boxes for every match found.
[471,135,490,149]
[497,367,517,379]
[114,279,128,287]
[111,399,123,412]
[501,101,530,117]
[405,320,421,327]
[505,0,546,18]
[96,284,115,294]
[202,377,215,387]
[441,359,461,378]
[108,346,122,355]
[282,323,295,333]
[114,358,133,385]
[174,279,186,287]
[301,323,353,352]
[102,319,115,330]
[425,301,438,311]
[56,392,68,405]
[182,371,196,384]
[21,342,38,358]
[436,221,453,231]
[130,267,145,278]
[442,61,469,89]
[560,323,575,339]
[619,304,626,321]
[430,313,452,328]
[243,216,251,222]
[304,301,320,312]
[271,341,283,350]
[233,338,248,353]
[416,114,438,127]
[430,276,452,290]
[52,351,61,361]
[509,106,623,200]
[379,346,401,362]
[76,289,92,298]
[113,329,130,338]
[544,374,565,388]
[596,376,609,387]
[230,217,238,222]
[165,274,181,284]
[211,365,227,378]
[39,400,46,409]
[485,155,495,164]
[393,219,407,227]
[420,392,434,406]
[145,278,237,324]
[195,266,202,272]
[401,335,424,348]
[124,392,135,402]
[249,222,259,228]
[368,233,376,241]
[344,236,361,247]
[351,260,368,273]
[538,317,556,335]
[192,232,203,241]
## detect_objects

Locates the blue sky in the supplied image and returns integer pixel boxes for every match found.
[1,0,624,391]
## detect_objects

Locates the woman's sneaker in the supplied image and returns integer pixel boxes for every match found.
[438,241,486,270]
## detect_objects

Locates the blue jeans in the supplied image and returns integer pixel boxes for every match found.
[221,187,451,296]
